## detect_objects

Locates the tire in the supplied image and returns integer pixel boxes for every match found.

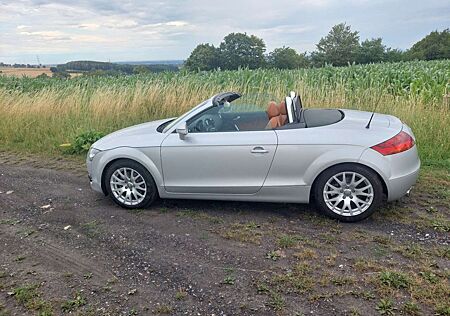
[104,159,157,209]
[313,164,383,222]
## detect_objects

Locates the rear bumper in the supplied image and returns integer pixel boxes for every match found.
[386,162,420,201]
[359,144,420,202]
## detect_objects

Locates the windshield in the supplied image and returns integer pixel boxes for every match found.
[162,100,208,133]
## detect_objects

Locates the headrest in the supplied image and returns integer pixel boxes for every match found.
[278,101,287,115]
[267,101,280,119]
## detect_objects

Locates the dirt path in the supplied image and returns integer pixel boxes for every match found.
[0,153,448,315]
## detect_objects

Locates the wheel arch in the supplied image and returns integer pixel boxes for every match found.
[98,148,164,196]
[309,162,388,202]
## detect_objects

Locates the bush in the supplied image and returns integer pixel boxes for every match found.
[71,130,105,154]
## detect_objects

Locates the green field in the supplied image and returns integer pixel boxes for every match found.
[0,60,449,166]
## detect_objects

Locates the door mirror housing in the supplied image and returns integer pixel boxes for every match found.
[176,122,188,139]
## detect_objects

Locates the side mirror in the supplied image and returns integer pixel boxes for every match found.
[176,122,188,139]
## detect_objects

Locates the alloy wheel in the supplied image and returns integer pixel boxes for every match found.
[110,167,147,206]
[323,171,374,216]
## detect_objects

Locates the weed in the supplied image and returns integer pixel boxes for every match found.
[61,291,86,312]
[403,301,420,315]
[0,219,21,225]
[431,218,450,232]
[266,250,281,261]
[70,130,105,154]
[419,270,439,284]
[277,234,297,248]
[267,291,285,311]
[379,271,410,289]
[376,299,396,315]
[255,282,270,294]
[222,276,235,285]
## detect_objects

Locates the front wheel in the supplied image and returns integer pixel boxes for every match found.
[104,159,157,209]
[314,164,383,222]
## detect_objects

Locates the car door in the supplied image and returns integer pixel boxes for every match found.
[161,130,277,194]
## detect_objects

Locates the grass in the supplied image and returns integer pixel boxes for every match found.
[0,60,449,167]
[220,222,264,244]
[153,304,173,314]
[12,284,54,315]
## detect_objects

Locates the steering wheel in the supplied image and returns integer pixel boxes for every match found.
[192,114,222,132]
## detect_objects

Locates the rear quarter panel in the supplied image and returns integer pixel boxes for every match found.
[267,127,370,188]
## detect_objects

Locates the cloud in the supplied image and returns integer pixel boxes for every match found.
[166,21,189,27]
[19,30,71,41]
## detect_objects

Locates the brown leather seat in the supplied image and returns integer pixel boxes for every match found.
[265,101,288,129]
[265,101,281,129]
[278,101,288,125]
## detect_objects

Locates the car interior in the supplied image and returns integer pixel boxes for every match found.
[186,92,344,133]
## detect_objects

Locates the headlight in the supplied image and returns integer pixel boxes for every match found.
[88,148,101,161]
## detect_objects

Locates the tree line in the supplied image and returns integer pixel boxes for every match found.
[184,23,450,71]
[50,60,179,77]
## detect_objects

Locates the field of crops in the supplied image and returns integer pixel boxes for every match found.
[0,60,449,166]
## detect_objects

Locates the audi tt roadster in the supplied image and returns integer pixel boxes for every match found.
[87,92,420,222]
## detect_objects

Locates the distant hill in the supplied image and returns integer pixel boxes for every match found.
[116,60,184,66]
[52,60,179,74]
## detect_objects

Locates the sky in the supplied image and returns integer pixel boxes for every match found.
[0,0,449,65]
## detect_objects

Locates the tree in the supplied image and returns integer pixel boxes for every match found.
[315,23,360,66]
[184,44,220,71]
[384,48,405,63]
[357,38,386,64]
[267,46,309,69]
[407,29,450,60]
[133,65,150,74]
[219,33,266,70]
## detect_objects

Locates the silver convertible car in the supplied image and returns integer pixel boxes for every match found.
[87,92,420,222]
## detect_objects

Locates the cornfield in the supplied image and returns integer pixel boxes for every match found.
[0,60,449,165]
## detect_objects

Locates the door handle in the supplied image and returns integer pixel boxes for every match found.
[251,146,269,154]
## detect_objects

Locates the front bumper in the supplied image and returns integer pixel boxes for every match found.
[86,155,103,193]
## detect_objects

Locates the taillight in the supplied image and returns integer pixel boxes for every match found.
[371,131,414,156]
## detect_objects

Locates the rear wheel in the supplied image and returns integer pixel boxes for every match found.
[314,164,383,222]
[104,159,157,209]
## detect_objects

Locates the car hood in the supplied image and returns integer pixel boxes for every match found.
[92,118,173,150]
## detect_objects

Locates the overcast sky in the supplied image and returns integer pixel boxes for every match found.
[1,0,449,64]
